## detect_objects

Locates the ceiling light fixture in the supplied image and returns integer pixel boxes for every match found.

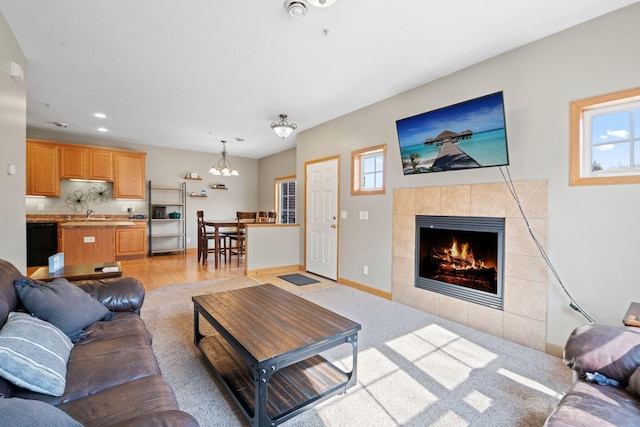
[270,114,297,139]
[209,140,239,176]
[286,1,307,18]
[94,112,106,119]
[307,0,338,7]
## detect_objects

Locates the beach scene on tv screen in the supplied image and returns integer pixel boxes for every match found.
[397,92,509,175]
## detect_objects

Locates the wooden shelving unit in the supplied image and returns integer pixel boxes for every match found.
[148,181,186,256]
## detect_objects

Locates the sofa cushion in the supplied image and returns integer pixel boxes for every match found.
[545,380,640,427]
[0,397,83,427]
[15,277,109,336]
[57,375,186,426]
[564,324,640,386]
[0,259,23,326]
[627,366,640,398]
[0,312,73,396]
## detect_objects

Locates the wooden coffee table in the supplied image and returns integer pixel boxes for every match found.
[30,262,122,282]
[193,284,361,427]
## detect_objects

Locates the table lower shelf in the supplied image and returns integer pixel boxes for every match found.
[199,334,349,422]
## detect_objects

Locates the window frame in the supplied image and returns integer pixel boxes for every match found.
[570,87,640,186]
[274,175,296,224]
[351,144,386,195]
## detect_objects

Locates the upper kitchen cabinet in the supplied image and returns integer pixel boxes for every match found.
[113,151,146,199]
[60,144,88,179]
[89,148,114,181]
[26,140,60,197]
[60,145,113,181]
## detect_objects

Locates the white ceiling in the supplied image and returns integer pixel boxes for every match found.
[1,0,637,159]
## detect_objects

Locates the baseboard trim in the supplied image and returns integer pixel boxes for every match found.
[545,342,564,359]
[338,277,392,300]
[246,265,302,277]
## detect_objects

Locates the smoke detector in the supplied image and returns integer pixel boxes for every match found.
[307,0,338,7]
[285,1,307,18]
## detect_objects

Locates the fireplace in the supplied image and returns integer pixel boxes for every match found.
[415,215,504,309]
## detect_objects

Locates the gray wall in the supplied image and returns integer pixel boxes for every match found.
[296,3,640,347]
[257,147,296,212]
[0,13,27,271]
[25,131,259,248]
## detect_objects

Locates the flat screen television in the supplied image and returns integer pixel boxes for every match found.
[396,91,509,175]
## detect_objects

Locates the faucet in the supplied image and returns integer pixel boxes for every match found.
[86,209,94,218]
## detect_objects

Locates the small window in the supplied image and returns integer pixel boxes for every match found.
[570,87,640,185]
[352,144,386,195]
[274,175,296,224]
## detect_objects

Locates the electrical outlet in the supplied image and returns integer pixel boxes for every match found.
[130,206,135,212]
[38,204,44,211]
[186,237,191,244]
[363,265,368,275]
[122,206,128,212]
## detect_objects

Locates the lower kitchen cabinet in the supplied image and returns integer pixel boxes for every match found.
[115,222,147,259]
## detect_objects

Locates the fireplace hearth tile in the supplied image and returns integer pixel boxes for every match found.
[416,187,441,215]
[393,180,549,351]
[441,185,471,216]
[394,188,416,214]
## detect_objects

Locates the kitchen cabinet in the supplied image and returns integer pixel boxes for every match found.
[115,222,147,259]
[89,148,113,181]
[60,145,114,181]
[61,227,115,265]
[114,151,146,199]
[26,140,60,196]
[60,144,88,179]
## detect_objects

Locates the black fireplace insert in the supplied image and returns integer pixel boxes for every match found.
[415,215,504,309]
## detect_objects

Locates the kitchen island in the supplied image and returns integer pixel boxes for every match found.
[60,221,137,265]
[27,215,148,266]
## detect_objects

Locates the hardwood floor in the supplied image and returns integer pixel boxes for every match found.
[119,250,244,290]
[26,249,336,293]
[118,250,335,293]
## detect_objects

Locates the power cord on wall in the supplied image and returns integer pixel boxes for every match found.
[499,166,596,323]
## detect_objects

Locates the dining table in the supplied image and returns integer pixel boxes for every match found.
[204,220,238,268]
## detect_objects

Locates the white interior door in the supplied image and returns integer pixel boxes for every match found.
[305,158,339,280]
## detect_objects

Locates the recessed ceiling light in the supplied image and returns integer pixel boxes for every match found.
[94,113,106,119]
[97,127,108,132]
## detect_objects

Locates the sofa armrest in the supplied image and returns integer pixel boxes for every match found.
[109,411,200,427]
[564,323,640,386]
[74,277,145,314]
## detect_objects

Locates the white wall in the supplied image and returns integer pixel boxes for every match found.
[0,13,27,270]
[296,3,640,347]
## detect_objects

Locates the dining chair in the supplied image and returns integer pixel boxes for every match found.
[228,211,257,266]
[197,210,227,264]
[257,211,277,223]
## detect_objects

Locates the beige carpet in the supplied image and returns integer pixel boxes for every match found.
[140,277,572,427]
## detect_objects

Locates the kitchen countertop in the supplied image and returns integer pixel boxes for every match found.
[60,221,136,228]
[27,214,147,224]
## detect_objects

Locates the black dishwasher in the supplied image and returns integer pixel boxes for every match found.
[27,222,58,267]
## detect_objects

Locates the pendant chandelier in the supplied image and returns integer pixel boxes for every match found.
[208,140,239,176]
[270,114,297,139]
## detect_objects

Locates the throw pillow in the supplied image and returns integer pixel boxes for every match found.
[628,366,640,397]
[0,397,83,426]
[14,277,109,336]
[0,312,73,396]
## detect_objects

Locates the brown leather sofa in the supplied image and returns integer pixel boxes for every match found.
[0,258,199,426]
[545,323,640,426]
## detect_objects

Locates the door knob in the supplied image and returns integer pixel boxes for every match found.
[331,224,336,228]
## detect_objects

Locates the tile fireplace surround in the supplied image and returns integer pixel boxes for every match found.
[392,180,548,351]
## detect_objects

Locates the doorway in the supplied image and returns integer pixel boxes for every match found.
[305,157,339,280]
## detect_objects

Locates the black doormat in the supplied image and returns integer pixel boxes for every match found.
[277,273,320,286]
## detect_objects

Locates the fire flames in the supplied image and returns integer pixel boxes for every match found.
[442,238,489,270]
